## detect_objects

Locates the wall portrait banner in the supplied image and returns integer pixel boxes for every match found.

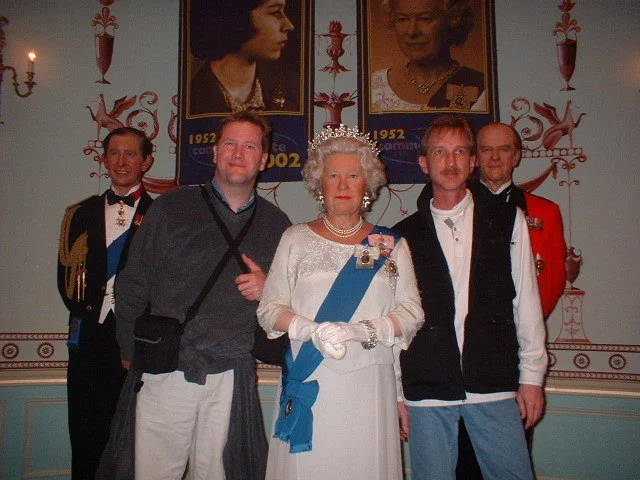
[178,0,313,184]
[359,0,498,183]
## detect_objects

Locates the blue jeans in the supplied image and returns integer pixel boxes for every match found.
[407,399,533,480]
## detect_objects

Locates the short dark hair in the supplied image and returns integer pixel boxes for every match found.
[216,111,272,153]
[103,127,154,158]
[385,0,475,46]
[189,0,262,60]
[420,114,476,156]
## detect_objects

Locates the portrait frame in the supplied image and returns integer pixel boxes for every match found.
[177,0,314,184]
[358,0,499,183]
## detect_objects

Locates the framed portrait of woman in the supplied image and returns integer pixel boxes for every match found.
[358,0,498,183]
[178,0,314,184]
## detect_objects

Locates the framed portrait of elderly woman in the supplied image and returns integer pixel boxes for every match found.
[178,0,314,184]
[358,0,498,183]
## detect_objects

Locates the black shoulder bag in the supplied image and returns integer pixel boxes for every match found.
[199,186,290,366]
[132,186,257,374]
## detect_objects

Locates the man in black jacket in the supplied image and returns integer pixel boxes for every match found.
[58,127,154,479]
[393,114,547,480]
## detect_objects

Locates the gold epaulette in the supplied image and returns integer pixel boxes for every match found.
[59,203,90,302]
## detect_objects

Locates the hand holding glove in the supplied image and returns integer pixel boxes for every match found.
[311,322,346,360]
[316,317,395,349]
[288,315,319,342]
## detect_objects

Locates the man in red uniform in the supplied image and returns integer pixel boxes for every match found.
[455,121,566,479]
[476,122,566,319]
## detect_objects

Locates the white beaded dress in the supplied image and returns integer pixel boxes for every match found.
[257,224,424,480]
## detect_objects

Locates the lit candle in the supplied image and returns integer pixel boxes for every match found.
[28,51,36,74]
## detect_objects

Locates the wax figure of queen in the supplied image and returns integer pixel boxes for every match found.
[257,125,424,480]
[58,127,154,479]
[393,115,547,480]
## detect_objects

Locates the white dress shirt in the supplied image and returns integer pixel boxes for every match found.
[405,190,547,407]
[99,184,142,324]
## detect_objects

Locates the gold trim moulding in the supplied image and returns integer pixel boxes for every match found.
[4,368,637,398]
[0,368,67,387]
[545,377,640,399]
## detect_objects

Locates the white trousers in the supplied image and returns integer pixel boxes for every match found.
[135,369,235,480]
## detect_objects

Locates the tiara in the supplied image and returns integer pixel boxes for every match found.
[308,124,380,157]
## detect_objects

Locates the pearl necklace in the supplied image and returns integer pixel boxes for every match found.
[323,216,364,238]
[404,61,460,95]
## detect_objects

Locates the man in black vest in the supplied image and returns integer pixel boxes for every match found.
[58,127,154,479]
[393,114,547,480]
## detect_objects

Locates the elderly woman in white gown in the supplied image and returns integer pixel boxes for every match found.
[257,125,424,480]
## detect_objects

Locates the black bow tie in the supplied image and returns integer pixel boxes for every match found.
[106,190,135,207]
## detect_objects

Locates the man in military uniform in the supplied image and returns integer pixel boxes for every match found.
[58,127,154,479]
[475,121,566,319]
[456,121,566,479]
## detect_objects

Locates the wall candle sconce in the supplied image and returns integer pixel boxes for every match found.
[0,16,37,121]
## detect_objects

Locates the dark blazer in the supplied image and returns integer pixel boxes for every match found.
[58,190,153,338]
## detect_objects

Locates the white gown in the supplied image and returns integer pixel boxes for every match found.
[257,224,424,480]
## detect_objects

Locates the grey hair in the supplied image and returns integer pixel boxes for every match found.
[302,136,387,200]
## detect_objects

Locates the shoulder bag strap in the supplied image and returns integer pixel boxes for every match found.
[182,185,257,327]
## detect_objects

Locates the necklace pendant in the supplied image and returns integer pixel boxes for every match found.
[405,61,461,96]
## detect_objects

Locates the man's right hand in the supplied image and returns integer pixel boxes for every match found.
[398,400,410,441]
[121,360,131,370]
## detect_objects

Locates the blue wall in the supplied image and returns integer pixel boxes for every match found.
[1,378,638,480]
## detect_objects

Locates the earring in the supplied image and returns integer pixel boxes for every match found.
[316,191,326,212]
[362,192,372,211]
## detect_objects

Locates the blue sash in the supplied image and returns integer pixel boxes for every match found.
[106,230,129,280]
[274,226,398,453]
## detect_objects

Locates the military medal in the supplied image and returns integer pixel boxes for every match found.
[116,201,127,227]
[535,253,546,277]
[527,216,544,230]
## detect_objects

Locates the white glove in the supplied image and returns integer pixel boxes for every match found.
[312,323,346,359]
[317,322,366,344]
[288,315,319,342]
[318,317,395,348]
